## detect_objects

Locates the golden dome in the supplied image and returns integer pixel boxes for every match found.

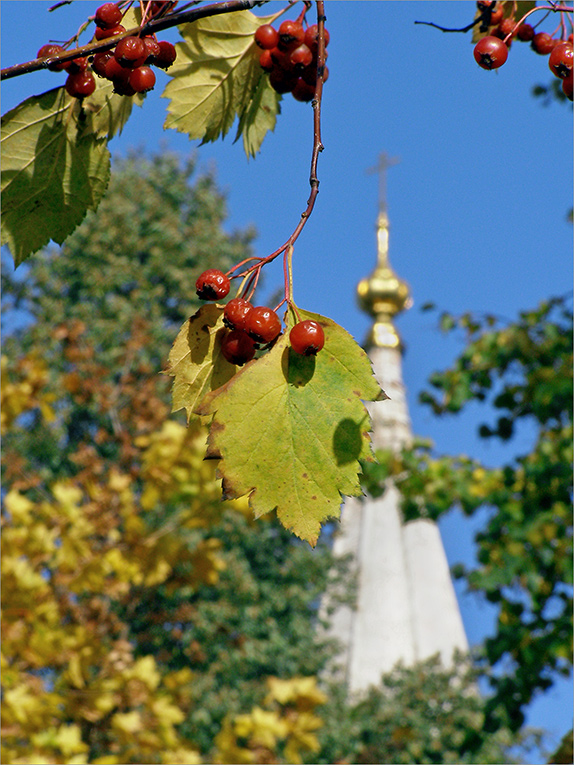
[357,211,411,349]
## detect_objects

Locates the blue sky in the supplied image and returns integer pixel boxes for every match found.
[2,1,573,759]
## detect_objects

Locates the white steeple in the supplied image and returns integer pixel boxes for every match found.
[324,155,468,693]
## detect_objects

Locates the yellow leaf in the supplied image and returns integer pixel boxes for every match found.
[112,710,142,734]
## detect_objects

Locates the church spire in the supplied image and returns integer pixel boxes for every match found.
[357,153,410,350]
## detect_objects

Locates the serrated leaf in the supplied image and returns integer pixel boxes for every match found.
[196,309,386,546]
[235,74,281,159]
[165,304,237,421]
[1,87,110,265]
[83,79,144,140]
[163,11,281,156]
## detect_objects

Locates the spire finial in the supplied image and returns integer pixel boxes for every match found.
[366,152,400,216]
[357,153,410,350]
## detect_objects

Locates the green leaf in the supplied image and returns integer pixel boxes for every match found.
[82,79,144,141]
[235,74,281,159]
[196,309,386,546]
[1,87,111,265]
[163,11,281,156]
[165,304,237,421]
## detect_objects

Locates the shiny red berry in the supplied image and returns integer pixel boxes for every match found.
[220,330,256,366]
[549,42,573,79]
[245,307,282,344]
[195,269,230,300]
[304,24,330,51]
[129,65,156,92]
[66,56,88,75]
[289,320,325,355]
[95,3,123,28]
[94,23,125,40]
[531,32,557,55]
[114,36,147,68]
[152,40,177,69]
[92,51,115,77]
[142,36,161,62]
[289,43,313,70]
[65,70,96,98]
[254,24,279,50]
[223,298,253,331]
[473,35,509,69]
[259,49,274,72]
[278,20,305,48]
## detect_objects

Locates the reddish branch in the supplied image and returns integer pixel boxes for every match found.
[1,0,268,80]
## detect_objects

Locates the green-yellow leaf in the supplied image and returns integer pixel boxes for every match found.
[196,309,386,546]
[163,11,281,156]
[1,87,111,265]
[165,304,237,421]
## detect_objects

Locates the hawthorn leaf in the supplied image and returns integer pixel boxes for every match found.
[1,87,111,265]
[165,304,237,422]
[163,11,281,156]
[235,74,281,159]
[196,309,386,546]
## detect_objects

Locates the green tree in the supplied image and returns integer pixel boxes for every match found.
[3,151,521,765]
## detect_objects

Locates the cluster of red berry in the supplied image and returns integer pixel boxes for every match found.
[472,1,573,100]
[36,2,177,99]
[253,17,330,102]
[195,269,325,365]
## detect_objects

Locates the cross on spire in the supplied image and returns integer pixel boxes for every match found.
[366,152,400,214]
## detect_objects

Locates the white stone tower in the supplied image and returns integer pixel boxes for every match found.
[325,154,468,694]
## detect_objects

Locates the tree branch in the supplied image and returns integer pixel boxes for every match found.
[1,0,269,81]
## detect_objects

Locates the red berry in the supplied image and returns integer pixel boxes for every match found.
[104,56,128,80]
[491,17,515,41]
[223,298,253,331]
[516,23,534,42]
[92,51,115,77]
[488,5,504,25]
[254,24,279,50]
[152,40,177,69]
[269,68,298,93]
[278,20,305,48]
[112,75,136,96]
[220,330,256,366]
[129,65,156,92]
[114,36,147,68]
[304,24,330,51]
[245,307,282,344]
[65,70,96,98]
[289,320,325,355]
[531,32,557,55]
[549,43,573,79]
[292,78,316,102]
[195,269,231,301]
[562,71,573,100]
[473,35,509,69]
[94,23,125,40]
[259,49,274,72]
[37,43,69,71]
[142,36,161,62]
[95,3,123,29]
[289,43,313,70]
[66,56,88,75]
